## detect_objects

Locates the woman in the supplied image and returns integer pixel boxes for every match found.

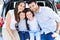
[2,0,26,40]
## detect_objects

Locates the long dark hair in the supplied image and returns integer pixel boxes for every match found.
[25,9,34,30]
[25,8,34,20]
[14,0,25,22]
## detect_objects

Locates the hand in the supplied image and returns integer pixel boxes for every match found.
[12,37,16,40]
[52,32,58,38]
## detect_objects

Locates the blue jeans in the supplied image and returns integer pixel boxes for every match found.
[29,31,41,40]
[18,31,30,40]
[41,32,55,40]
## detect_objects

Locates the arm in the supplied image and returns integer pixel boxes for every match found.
[48,8,60,32]
[49,10,60,37]
[6,12,15,40]
[56,22,60,33]
[47,8,60,37]
[52,22,60,38]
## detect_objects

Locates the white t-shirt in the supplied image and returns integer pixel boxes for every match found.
[27,17,40,32]
[3,10,17,30]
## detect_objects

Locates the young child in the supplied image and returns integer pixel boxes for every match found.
[26,9,41,40]
[17,11,29,40]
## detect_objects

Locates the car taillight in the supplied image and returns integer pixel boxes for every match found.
[56,4,60,9]
[0,17,3,27]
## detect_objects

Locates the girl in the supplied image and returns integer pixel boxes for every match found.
[17,11,30,40]
[2,0,26,40]
[26,9,41,40]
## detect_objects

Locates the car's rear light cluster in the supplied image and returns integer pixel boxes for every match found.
[56,4,60,9]
[0,17,3,27]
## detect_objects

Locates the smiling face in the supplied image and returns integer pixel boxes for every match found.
[26,11,34,20]
[28,2,38,12]
[19,12,25,20]
[18,2,25,12]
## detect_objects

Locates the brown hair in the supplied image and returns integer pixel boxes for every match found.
[25,8,34,19]
[14,0,25,22]
[18,10,26,22]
